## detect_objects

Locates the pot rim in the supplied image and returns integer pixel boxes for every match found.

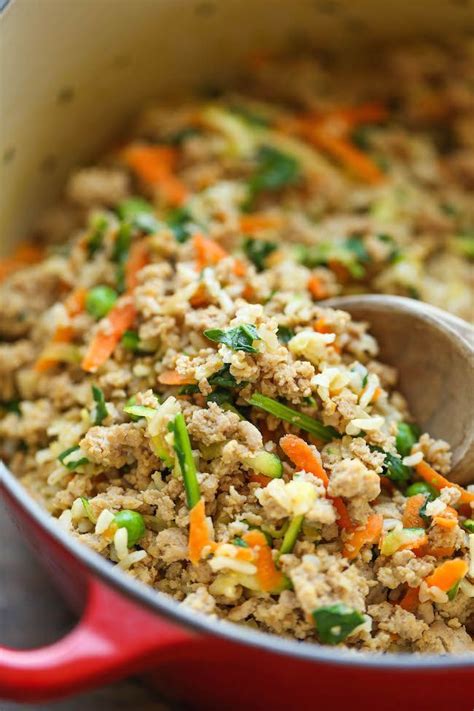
[2,462,473,670]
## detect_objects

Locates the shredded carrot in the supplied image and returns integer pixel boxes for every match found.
[192,234,228,270]
[398,586,420,612]
[416,460,474,505]
[343,513,383,560]
[188,499,216,564]
[433,516,457,530]
[0,243,44,282]
[65,287,87,317]
[125,241,149,292]
[313,317,333,334]
[331,496,353,530]
[232,258,247,278]
[242,530,285,592]
[307,127,385,184]
[239,213,283,234]
[242,283,255,301]
[189,282,209,308]
[122,144,187,206]
[307,275,329,300]
[425,559,469,592]
[249,473,272,487]
[402,494,426,529]
[316,102,388,131]
[280,434,329,487]
[81,300,136,373]
[158,370,196,386]
[53,326,75,343]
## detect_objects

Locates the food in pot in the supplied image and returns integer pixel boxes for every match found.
[1,42,473,653]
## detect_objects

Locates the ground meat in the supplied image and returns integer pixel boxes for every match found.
[327,458,381,500]
[369,602,428,643]
[79,423,144,468]
[66,168,129,207]
[376,550,435,589]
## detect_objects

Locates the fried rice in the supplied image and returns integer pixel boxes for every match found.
[1,40,473,653]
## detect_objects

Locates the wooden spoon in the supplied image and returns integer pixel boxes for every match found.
[322,295,474,485]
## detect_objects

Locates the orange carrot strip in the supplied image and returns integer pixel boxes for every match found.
[249,473,272,487]
[125,241,150,292]
[81,300,136,373]
[307,275,329,300]
[189,282,209,308]
[242,530,285,592]
[343,513,383,560]
[402,494,426,529]
[158,370,196,386]
[122,144,187,206]
[416,460,474,505]
[398,586,420,612]
[239,213,283,234]
[280,434,329,487]
[425,559,469,592]
[65,287,87,317]
[331,496,353,531]
[192,234,228,270]
[313,317,333,334]
[232,258,247,278]
[188,499,216,564]
[433,516,457,530]
[308,128,385,184]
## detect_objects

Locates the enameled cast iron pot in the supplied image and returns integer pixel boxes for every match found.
[1,1,474,707]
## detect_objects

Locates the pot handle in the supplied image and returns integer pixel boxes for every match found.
[0,576,194,702]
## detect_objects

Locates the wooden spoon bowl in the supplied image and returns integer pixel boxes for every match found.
[323,295,474,485]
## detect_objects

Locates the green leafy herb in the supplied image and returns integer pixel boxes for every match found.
[277,325,295,344]
[208,364,238,389]
[117,197,160,234]
[171,413,201,509]
[91,385,108,425]
[243,238,277,271]
[312,603,365,645]
[206,388,234,407]
[248,393,339,442]
[0,399,21,416]
[58,445,89,471]
[396,422,420,457]
[370,446,412,484]
[247,145,300,205]
[166,207,193,243]
[123,403,157,420]
[204,324,261,353]
[233,536,249,548]
[85,285,118,319]
[179,383,201,395]
[462,519,474,533]
[87,214,108,258]
[113,509,145,547]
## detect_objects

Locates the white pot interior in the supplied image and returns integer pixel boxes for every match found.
[1,0,473,250]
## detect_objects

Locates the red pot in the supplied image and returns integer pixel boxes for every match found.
[1,465,473,709]
[1,1,473,707]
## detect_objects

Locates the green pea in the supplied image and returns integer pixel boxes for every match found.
[395,422,420,457]
[405,481,438,500]
[121,330,140,351]
[86,285,118,319]
[113,510,145,547]
[462,519,474,533]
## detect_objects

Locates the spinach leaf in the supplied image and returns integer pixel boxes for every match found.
[204,324,261,353]
[243,238,277,271]
[345,235,370,264]
[312,603,365,645]
[378,448,412,483]
[276,325,295,344]
[208,364,239,388]
[166,207,193,243]
[247,145,300,205]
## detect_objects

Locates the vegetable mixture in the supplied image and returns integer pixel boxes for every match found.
[1,41,473,653]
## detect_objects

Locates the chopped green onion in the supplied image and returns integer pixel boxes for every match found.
[123,403,157,420]
[204,324,261,353]
[85,285,118,319]
[113,222,132,292]
[171,413,201,509]
[396,422,420,457]
[312,603,365,645]
[248,393,339,442]
[58,445,89,471]
[91,385,108,425]
[279,515,304,556]
[80,497,96,524]
[242,238,277,272]
[113,509,145,547]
